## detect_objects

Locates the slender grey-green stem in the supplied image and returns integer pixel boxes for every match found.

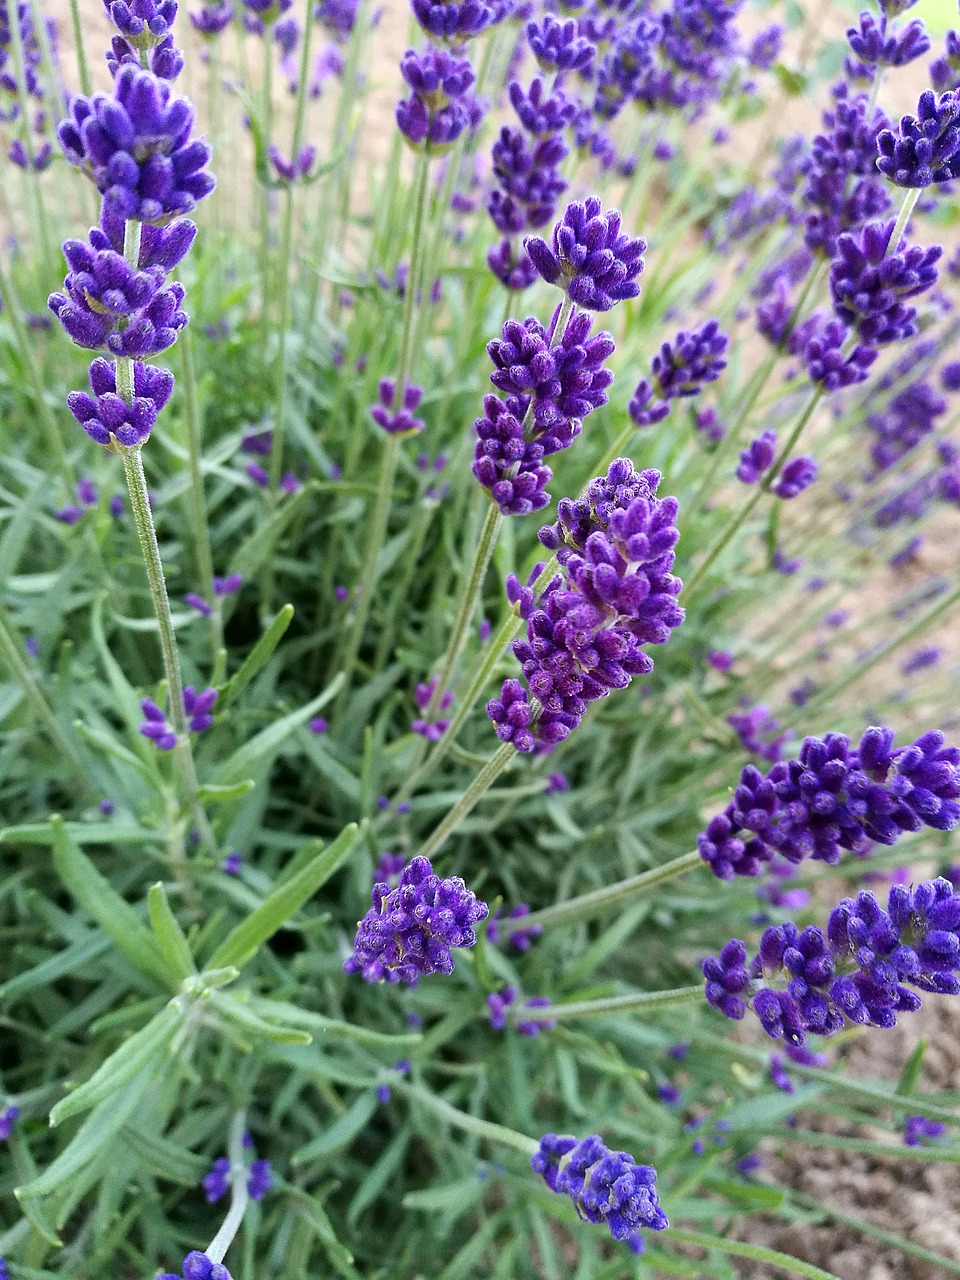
[67,0,92,94]
[683,387,824,604]
[333,152,432,721]
[889,186,920,254]
[522,849,704,932]
[266,2,314,504]
[391,557,560,806]
[513,984,704,1025]
[683,261,826,528]
[257,33,274,386]
[417,742,516,861]
[0,261,67,478]
[118,222,215,853]
[397,1082,538,1156]
[0,605,86,779]
[205,1111,250,1265]
[177,329,222,651]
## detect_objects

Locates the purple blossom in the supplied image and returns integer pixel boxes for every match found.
[735,430,776,483]
[801,316,876,391]
[545,770,568,794]
[247,462,269,487]
[527,15,595,75]
[221,850,242,875]
[309,716,328,734]
[728,705,791,762]
[490,462,683,751]
[487,239,538,291]
[269,142,315,182]
[877,89,960,188]
[67,356,174,448]
[213,573,243,596]
[106,31,184,81]
[526,198,645,312]
[904,1114,947,1145]
[0,1106,19,1140]
[486,903,541,951]
[158,1252,232,1280]
[410,0,503,42]
[102,0,177,46]
[803,86,891,256]
[773,455,818,499]
[704,876,960,1046]
[508,76,575,137]
[370,379,425,436]
[698,727,960,880]
[487,986,553,1034]
[646,319,728,409]
[411,676,453,741]
[190,2,234,36]
[532,1134,667,1254]
[58,65,215,222]
[343,855,488,985]
[396,46,479,154]
[748,24,782,70]
[830,219,941,345]
[490,129,567,231]
[185,592,211,616]
[847,12,929,68]
[139,686,218,748]
[8,138,53,170]
[901,646,941,674]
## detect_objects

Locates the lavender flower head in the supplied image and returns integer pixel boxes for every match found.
[876,89,960,187]
[370,379,425,436]
[904,1114,947,1145]
[343,855,488,985]
[704,876,960,1046]
[735,430,776,484]
[0,1106,19,1140]
[526,199,645,312]
[396,46,478,154]
[158,1253,232,1280]
[67,356,174,449]
[58,65,215,222]
[532,1134,668,1254]
[698,726,960,880]
[526,15,595,75]
[830,219,941,345]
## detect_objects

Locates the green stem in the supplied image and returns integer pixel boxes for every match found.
[889,186,919,253]
[397,1082,538,1156]
[665,1228,843,1280]
[417,742,516,861]
[177,328,222,651]
[521,850,703,932]
[119,425,215,854]
[257,33,274,387]
[514,985,704,1025]
[0,604,86,779]
[67,0,92,95]
[683,261,825,528]
[683,388,823,604]
[205,1111,249,1265]
[392,556,559,805]
[332,152,432,720]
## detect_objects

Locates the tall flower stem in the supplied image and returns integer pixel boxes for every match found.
[118,221,215,854]
[205,1111,250,1266]
[420,293,577,725]
[683,261,825,529]
[177,328,222,651]
[683,387,824,605]
[521,849,704,932]
[257,33,274,387]
[417,741,516,861]
[392,557,559,806]
[514,984,704,1025]
[67,0,92,95]
[397,1083,538,1157]
[889,186,920,253]
[332,152,432,722]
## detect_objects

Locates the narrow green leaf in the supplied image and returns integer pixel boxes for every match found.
[666,1227,843,1279]
[1,821,155,847]
[211,678,343,786]
[0,932,111,999]
[147,883,196,981]
[243,1001,423,1049]
[402,1177,484,1213]
[292,1093,379,1164]
[895,1038,927,1098]
[17,1071,153,1200]
[120,1125,207,1186]
[49,1004,180,1126]
[287,1191,362,1280]
[205,823,359,970]
[230,481,313,582]
[209,992,312,1044]
[221,604,294,705]
[50,817,172,988]
[197,779,256,804]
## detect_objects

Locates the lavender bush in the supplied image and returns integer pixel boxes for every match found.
[0,0,960,1274]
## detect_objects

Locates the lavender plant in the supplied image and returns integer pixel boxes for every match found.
[1,0,960,1276]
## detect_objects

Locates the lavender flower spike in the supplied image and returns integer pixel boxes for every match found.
[158,1253,232,1280]
[526,198,645,312]
[532,1134,667,1254]
[704,877,960,1046]
[343,855,488,985]
[876,89,960,187]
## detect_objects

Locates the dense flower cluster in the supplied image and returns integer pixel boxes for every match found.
[830,220,941,345]
[526,198,645,311]
[159,1254,232,1280]
[486,986,553,1034]
[704,877,960,1046]
[396,45,479,154]
[343,855,488,985]
[698,727,960,880]
[630,319,728,425]
[877,89,960,187]
[532,1134,668,1254]
[487,460,683,751]
[472,304,614,514]
[139,686,218,749]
